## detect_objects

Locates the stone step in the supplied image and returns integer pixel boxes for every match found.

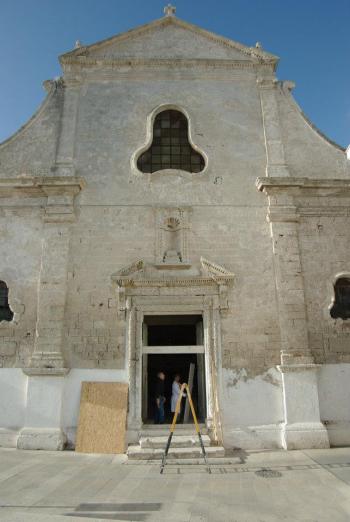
[127,445,225,460]
[140,424,208,437]
[140,434,211,449]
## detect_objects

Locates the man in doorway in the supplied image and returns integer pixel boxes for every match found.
[155,371,166,424]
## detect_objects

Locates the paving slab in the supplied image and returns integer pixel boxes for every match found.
[0,448,350,521]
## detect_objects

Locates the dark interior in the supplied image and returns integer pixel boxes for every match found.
[146,353,204,423]
[144,314,202,346]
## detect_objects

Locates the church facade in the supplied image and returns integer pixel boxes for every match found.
[0,7,350,452]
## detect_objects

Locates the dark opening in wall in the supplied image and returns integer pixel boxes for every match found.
[137,109,205,173]
[330,278,350,320]
[143,315,203,346]
[0,281,13,322]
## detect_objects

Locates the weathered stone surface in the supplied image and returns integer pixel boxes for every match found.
[0,10,349,451]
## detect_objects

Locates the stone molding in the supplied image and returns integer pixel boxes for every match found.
[257,177,350,219]
[64,69,259,85]
[0,177,85,198]
[22,367,70,377]
[277,364,321,373]
[111,258,234,317]
[111,258,234,288]
[0,176,85,223]
[256,177,350,193]
[59,15,278,68]
[61,57,275,71]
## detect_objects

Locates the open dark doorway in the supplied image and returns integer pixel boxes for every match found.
[144,314,202,346]
[142,314,206,424]
[145,353,206,424]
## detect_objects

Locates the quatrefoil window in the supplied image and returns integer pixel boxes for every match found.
[137,110,205,173]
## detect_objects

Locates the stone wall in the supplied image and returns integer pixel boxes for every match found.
[299,214,350,364]
[0,204,43,367]
[0,84,61,177]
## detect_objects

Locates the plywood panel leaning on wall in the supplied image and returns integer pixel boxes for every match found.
[75,382,128,454]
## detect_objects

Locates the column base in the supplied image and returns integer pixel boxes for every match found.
[281,422,330,450]
[17,428,67,450]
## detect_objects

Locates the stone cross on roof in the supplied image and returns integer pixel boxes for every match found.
[164,3,176,16]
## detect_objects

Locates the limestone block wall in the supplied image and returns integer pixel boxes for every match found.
[0,204,43,367]
[0,85,62,177]
[277,84,349,179]
[299,214,350,364]
[63,203,280,372]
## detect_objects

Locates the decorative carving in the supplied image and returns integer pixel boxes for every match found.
[155,207,191,268]
[111,257,234,316]
[164,3,176,16]
[200,257,234,281]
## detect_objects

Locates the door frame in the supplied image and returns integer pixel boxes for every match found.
[125,295,223,441]
[141,328,206,423]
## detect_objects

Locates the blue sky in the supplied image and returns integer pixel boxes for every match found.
[0,0,349,147]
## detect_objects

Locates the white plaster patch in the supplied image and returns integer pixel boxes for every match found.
[318,363,350,446]
[220,367,284,449]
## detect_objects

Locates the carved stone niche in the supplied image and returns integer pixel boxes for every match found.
[155,207,191,269]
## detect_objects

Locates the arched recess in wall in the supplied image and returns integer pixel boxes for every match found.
[0,281,14,322]
[135,106,206,174]
[330,276,350,320]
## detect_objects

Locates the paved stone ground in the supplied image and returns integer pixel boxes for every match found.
[0,447,350,521]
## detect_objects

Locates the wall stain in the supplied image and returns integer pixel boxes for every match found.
[225,368,281,388]
[262,372,281,387]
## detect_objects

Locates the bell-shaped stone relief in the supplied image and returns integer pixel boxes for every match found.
[137,109,205,173]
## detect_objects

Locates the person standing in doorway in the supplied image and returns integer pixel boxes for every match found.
[171,374,186,422]
[155,371,166,424]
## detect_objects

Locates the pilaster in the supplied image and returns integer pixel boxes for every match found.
[28,182,83,371]
[0,177,85,450]
[257,178,329,449]
[52,79,80,176]
[257,78,289,177]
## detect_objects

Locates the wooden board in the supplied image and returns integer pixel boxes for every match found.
[75,382,128,454]
[184,363,195,423]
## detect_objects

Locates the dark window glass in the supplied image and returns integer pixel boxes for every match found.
[137,110,205,173]
[330,278,350,320]
[0,281,13,322]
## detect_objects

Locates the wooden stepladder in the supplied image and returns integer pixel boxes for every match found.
[160,383,211,474]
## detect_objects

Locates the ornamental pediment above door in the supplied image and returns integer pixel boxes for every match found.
[111,257,234,314]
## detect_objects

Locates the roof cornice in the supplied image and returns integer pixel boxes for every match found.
[256,177,350,194]
[60,57,274,71]
[59,16,278,68]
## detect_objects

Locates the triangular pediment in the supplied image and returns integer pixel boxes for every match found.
[60,16,278,66]
[111,257,234,287]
